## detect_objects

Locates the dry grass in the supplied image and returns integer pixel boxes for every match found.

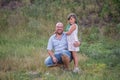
[0,48,47,71]
[0,50,89,79]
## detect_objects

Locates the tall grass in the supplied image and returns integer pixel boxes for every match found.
[0,0,120,80]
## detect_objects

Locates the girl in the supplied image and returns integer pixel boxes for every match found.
[65,13,80,73]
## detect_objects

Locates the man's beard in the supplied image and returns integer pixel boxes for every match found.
[57,31,63,35]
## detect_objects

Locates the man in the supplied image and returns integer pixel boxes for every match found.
[44,22,80,70]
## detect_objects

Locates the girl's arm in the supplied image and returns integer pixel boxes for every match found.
[66,24,76,35]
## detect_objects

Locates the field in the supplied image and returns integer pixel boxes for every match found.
[0,0,120,80]
[0,26,120,80]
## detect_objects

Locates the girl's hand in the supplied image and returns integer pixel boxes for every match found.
[73,41,81,47]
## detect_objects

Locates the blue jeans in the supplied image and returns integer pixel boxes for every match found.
[44,50,72,67]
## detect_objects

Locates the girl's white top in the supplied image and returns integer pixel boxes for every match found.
[67,24,79,51]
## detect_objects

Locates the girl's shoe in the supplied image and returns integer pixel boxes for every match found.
[73,67,79,73]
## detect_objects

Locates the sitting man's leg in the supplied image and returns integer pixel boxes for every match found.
[44,56,56,67]
[61,50,72,70]
[44,53,63,67]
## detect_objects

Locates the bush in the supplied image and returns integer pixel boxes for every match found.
[80,37,120,67]
[22,4,40,18]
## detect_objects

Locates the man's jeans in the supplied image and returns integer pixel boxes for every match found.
[44,50,72,67]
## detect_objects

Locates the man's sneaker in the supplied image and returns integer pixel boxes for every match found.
[59,65,65,70]
[73,67,79,73]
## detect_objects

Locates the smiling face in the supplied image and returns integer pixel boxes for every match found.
[55,22,64,35]
[68,16,76,25]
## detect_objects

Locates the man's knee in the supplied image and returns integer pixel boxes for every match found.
[44,57,54,67]
[62,51,70,58]
[61,50,72,62]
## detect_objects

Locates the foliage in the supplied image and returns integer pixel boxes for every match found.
[22,4,40,18]
[0,0,120,80]
[80,38,120,67]
[0,9,11,31]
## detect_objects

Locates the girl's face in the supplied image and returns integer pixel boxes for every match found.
[69,16,76,25]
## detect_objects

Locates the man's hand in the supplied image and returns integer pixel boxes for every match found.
[52,56,58,64]
[48,50,58,64]
[73,41,81,47]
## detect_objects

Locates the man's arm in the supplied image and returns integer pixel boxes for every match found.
[48,50,58,64]
[47,36,58,64]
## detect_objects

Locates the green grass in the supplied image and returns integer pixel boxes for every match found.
[0,0,120,79]
[0,37,119,80]
[0,25,120,80]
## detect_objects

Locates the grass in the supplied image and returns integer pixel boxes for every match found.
[0,25,119,80]
[0,1,120,79]
[0,37,119,80]
[0,26,120,80]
